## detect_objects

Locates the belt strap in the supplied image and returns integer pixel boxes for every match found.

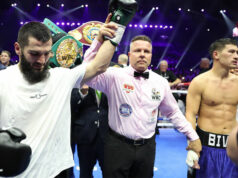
[43,18,67,35]
[109,128,153,146]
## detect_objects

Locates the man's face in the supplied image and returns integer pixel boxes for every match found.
[17,36,53,84]
[200,60,210,69]
[128,40,152,72]
[159,62,168,72]
[215,44,238,70]
[0,52,10,65]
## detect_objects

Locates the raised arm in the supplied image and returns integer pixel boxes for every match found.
[81,15,117,85]
[81,0,138,84]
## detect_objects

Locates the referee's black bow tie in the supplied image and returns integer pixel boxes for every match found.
[134,71,149,79]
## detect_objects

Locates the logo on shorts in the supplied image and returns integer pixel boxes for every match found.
[208,133,228,148]
[119,103,132,117]
[151,88,160,101]
[123,84,134,94]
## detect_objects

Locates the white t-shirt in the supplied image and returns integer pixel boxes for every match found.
[0,63,86,178]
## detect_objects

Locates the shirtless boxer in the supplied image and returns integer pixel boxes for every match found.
[186,38,238,178]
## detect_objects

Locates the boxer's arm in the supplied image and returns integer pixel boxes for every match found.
[185,77,203,168]
[227,124,238,165]
[186,77,203,129]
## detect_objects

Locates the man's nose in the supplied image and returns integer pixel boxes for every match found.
[140,50,145,56]
[37,54,47,63]
[234,53,238,60]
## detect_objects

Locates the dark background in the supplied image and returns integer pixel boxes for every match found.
[0,0,238,71]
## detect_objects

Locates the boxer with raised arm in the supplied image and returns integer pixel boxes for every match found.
[0,13,119,177]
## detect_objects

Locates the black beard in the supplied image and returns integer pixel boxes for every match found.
[20,53,50,84]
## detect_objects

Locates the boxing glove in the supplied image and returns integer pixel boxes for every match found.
[0,127,32,177]
[106,0,138,45]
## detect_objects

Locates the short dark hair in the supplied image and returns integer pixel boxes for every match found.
[209,38,238,59]
[130,35,152,44]
[17,22,52,49]
[1,50,11,58]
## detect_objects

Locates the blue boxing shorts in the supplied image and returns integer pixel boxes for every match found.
[195,126,238,178]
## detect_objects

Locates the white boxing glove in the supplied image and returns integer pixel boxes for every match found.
[186,150,199,167]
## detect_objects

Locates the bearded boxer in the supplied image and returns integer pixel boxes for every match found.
[186,38,238,178]
[0,12,128,177]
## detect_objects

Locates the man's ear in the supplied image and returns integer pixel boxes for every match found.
[14,42,21,56]
[128,52,131,58]
[213,51,219,60]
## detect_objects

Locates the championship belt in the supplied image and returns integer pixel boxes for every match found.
[43,18,83,68]
[68,21,103,46]
[51,35,83,68]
